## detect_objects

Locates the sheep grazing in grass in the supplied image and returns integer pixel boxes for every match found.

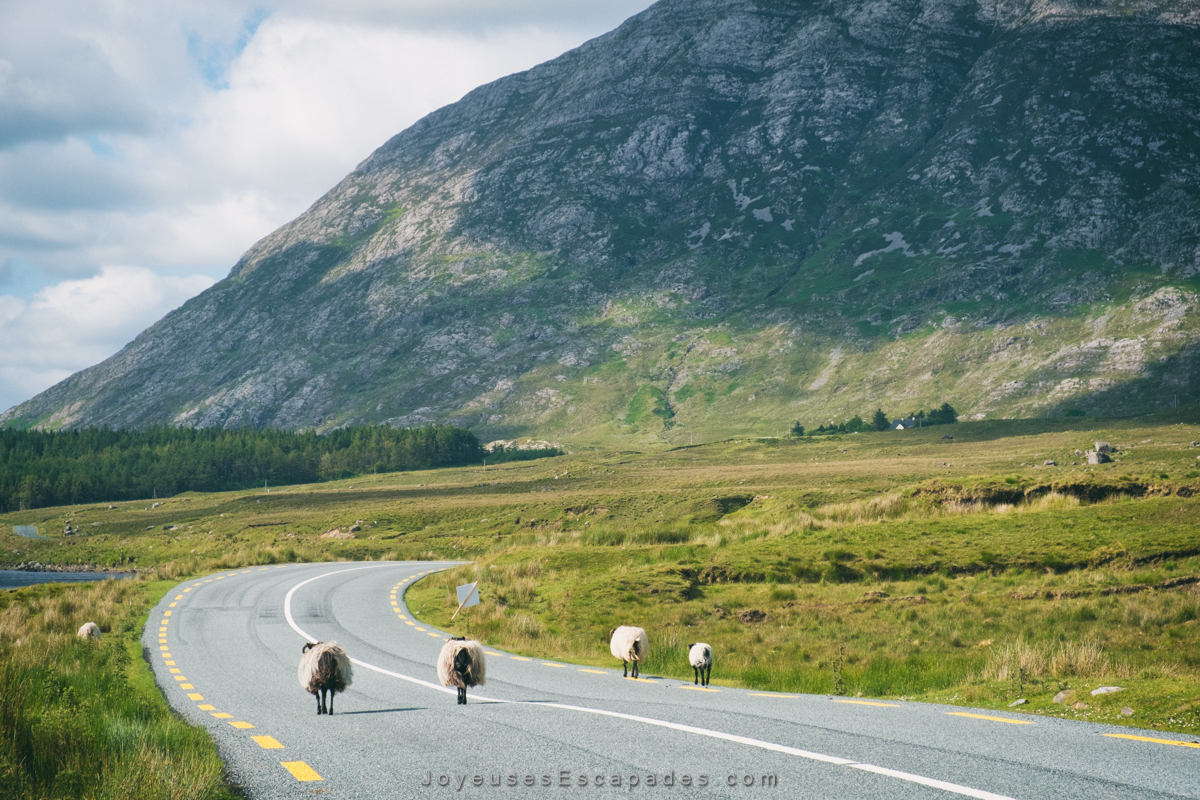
[438,637,487,704]
[688,642,713,686]
[298,641,353,715]
[609,626,648,678]
[77,622,101,641]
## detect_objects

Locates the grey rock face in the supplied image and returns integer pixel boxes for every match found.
[4,0,1200,437]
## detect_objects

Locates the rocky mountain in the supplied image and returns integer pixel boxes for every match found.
[6,0,1200,443]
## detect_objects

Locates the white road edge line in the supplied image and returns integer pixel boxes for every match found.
[282,564,1020,800]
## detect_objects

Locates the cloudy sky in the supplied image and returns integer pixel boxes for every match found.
[0,0,656,415]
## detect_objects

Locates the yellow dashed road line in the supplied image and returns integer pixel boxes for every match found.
[253,736,284,749]
[427,632,442,637]
[211,712,232,719]
[281,761,323,781]
[187,693,203,701]
[230,721,255,729]
[748,693,797,698]
[946,712,1033,725]
[542,663,569,668]
[198,704,216,711]
[1104,733,1200,749]
[624,677,658,683]
[511,657,531,662]
[679,686,720,692]
[578,669,606,675]
[835,699,898,708]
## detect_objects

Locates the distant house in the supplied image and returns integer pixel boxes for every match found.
[891,417,919,430]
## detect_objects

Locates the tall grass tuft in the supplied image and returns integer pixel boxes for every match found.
[982,638,1110,681]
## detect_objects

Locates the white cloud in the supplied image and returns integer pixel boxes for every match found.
[0,0,656,414]
[0,267,214,413]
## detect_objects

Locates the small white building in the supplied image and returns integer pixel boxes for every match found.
[891,417,918,430]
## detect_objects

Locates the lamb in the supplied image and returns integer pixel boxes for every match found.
[298,641,353,715]
[688,642,713,686]
[77,622,101,641]
[609,626,648,678]
[437,637,487,704]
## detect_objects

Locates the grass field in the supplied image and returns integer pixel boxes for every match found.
[1,410,1199,783]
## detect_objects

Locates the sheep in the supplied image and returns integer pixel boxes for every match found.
[77,622,101,641]
[688,642,713,686]
[438,637,487,704]
[298,641,353,715]
[609,626,648,678]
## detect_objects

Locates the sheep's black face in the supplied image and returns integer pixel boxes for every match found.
[454,649,472,676]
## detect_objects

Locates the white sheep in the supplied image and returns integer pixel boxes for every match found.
[688,642,713,686]
[437,637,487,704]
[609,626,648,678]
[298,641,353,715]
[77,622,101,641]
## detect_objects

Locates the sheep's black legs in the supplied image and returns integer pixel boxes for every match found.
[693,666,699,685]
[632,662,639,679]
[315,691,323,715]
[328,690,335,715]
[705,664,711,686]
[457,687,467,704]
[622,661,628,677]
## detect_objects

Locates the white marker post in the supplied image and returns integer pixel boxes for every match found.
[452,582,481,636]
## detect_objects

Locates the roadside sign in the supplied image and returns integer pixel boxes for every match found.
[451,582,480,620]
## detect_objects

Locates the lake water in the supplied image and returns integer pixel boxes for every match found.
[0,571,134,590]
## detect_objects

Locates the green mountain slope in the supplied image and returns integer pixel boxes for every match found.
[5,0,1200,443]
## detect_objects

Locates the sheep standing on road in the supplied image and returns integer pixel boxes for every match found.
[437,637,487,704]
[77,622,101,641]
[688,642,713,686]
[298,641,353,715]
[609,626,648,678]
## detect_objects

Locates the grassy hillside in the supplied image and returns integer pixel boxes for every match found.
[2,411,1199,744]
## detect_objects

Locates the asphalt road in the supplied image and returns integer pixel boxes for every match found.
[144,561,1200,799]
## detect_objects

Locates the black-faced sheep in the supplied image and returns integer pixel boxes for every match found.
[609,626,648,678]
[298,641,353,715]
[77,622,101,641]
[438,637,487,704]
[688,642,713,686]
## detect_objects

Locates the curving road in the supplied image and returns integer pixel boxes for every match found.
[144,561,1200,799]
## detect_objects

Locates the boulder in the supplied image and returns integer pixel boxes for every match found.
[1043,460,1056,466]
[1086,450,1112,464]
[1091,686,1124,696]
[1052,690,1075,704]
[1095,441,1113,453]
[1120,707,1134,717]
[1009,698,1027,706]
